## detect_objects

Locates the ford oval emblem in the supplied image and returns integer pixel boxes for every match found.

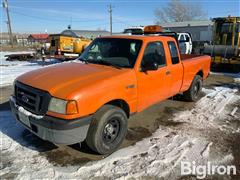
[22,95,29,103]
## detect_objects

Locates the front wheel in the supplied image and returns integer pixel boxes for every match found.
[86,105,128,155]
[183,75,203,102]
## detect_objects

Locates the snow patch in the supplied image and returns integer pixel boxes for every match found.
[0,51,61,87]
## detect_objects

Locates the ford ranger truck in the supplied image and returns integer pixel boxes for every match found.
[10,35,211,155]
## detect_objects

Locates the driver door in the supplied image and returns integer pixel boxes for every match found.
[136,41,171,111]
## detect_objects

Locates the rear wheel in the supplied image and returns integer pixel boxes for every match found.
[86,105,128,155]
[183,75,202,101]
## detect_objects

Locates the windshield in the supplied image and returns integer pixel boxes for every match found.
[79,38,142,68]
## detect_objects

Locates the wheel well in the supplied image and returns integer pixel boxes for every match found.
[106,99,130,118]
[196,70,203,78]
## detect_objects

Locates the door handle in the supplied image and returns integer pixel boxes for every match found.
[166,70,171,75]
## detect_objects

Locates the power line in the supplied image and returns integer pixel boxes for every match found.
[10,10,67,22]
[9,10,107,23]
[10,9,111,29]
[10,9,154,26]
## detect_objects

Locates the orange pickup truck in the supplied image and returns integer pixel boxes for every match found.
[10,34,211,154]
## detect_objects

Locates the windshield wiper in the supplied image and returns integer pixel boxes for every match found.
[78,58,88,64]
[97,60,122,69]
[79,58,122,69]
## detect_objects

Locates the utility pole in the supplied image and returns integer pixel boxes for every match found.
[3,0,13,47]
[108,4,113,35]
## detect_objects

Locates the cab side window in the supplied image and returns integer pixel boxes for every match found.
[142,42,166,67]
[168,41,180,64]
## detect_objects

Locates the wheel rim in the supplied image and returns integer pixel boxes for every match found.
[193,81,200,98]
[102,118,120,144]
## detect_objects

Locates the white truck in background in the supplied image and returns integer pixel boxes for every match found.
[123,26,144,35]
[122,27,193,54]
[177,32,193,54]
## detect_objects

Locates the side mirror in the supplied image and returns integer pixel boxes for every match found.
[141,61,158,71]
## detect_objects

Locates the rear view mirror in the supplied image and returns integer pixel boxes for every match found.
[141,61,158,71]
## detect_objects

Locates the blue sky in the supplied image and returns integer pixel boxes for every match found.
[1,0,239,33]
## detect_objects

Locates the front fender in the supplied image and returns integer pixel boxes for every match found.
[77,83,138,117]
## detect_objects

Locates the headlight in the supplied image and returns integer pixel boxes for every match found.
[48,97,67,114]
[48,97,78,115]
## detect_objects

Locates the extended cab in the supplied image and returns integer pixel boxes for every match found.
[10,34,211,154]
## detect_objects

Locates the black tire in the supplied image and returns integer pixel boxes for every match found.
[183,75,203,102]
[86,105,128,155]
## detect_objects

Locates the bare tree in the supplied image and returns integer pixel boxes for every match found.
[155,0,206,23]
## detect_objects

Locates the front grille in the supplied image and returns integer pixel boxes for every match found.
[15,82,51,115]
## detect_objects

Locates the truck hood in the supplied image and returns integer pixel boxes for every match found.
[17,62,130,99]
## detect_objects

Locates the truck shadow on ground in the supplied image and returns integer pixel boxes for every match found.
[169,91,206,102]
[0,101,10,111]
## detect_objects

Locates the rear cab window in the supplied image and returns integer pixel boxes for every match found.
[179,35,185,41]
[141,41,166,68]
[168,41,180,64]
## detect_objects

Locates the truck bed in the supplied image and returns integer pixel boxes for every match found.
[180,54,211,92]
[180,54,205,61]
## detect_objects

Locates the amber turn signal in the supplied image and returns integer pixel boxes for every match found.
[66,100,78,115]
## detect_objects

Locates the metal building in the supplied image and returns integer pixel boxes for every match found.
[162,20,213,42]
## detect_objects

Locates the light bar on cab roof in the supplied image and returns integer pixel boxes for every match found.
[144,25,163,33]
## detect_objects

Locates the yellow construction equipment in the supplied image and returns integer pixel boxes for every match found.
[49,34,91,57]
[204,16,240,72]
